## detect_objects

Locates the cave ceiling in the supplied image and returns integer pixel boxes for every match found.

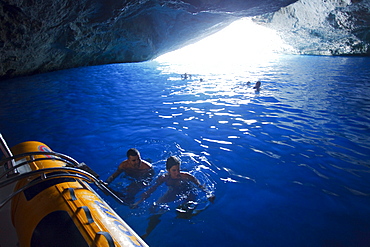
[0,0,369,80]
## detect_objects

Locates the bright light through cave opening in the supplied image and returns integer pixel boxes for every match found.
[156,18,294,68]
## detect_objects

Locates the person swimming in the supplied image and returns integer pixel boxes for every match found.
[181,73,192,80]
[105,148,154,204]
[253,81,261,90]
[132,156,215,239]
[133,156,214,206]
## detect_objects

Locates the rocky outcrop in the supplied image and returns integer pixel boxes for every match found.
[1,0,369,80]
[253,0,370,55]
[0,0,297,80]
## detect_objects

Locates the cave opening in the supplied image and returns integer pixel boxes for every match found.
[156,17,295,66]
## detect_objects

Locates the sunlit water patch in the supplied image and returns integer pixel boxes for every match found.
[0,55,370,246]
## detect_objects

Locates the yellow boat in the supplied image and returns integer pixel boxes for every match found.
[0,134,148,247]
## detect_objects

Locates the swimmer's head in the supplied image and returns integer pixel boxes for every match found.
[127,148,141,167]
[127,148,140,158]
[166,156,180,170]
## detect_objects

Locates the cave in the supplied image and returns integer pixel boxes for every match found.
[0,0,369,80]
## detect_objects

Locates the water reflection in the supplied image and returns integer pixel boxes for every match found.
[153,55,370,198]
[1,56,370,246]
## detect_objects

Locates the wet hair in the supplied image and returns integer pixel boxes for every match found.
[126,148,140,158]
[166,156,180,170]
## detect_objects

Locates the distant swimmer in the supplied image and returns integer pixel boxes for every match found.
[181,73,191,80]
[253,81,261,90]
[200,78,204,82]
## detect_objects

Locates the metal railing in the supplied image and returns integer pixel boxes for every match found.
[0,136,126,208]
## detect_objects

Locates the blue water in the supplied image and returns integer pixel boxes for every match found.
[1,55,370,247]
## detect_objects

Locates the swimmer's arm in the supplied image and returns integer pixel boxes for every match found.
[188,174,216,203]
[141,159,153,169]
[136,160,154,177]
[106,160,130,184]
[144,165,155,177]
[131,176,165,207]
[106,167,124,184]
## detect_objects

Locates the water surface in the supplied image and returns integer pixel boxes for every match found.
[1,55,370,247]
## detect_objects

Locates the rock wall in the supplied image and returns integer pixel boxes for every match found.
[1,0,369,80]
[0,0,297,80]
[254,0,370,55]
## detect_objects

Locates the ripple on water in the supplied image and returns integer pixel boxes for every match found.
[2,56,370,247]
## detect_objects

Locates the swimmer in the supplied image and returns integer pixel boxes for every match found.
[253,81,261,90]
[132,156,215,239]
[133,156,214,207]
[105,148,154,204]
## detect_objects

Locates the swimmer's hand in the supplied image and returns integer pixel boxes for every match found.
[206,193,216,203]
[130,199,143,209]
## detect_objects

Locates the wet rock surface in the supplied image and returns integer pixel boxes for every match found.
[254,0,370,55]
